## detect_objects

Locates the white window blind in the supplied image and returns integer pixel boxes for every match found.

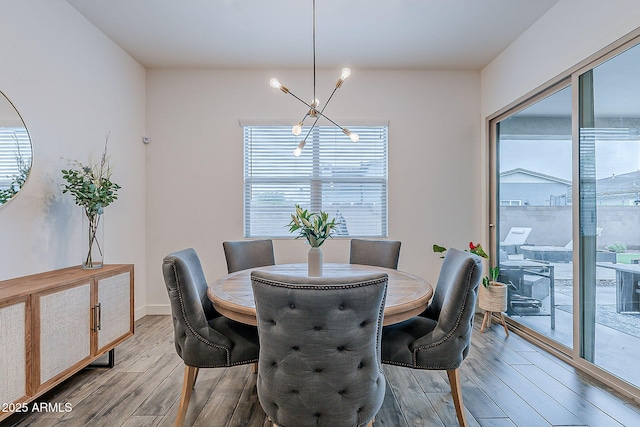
[0,127,31,189]
[244,125,388,238]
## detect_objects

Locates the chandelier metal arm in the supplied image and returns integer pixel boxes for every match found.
[284,85,342,128]
[285,89,315,110]
[302,112,322,142]
[281,85,355,145]
[270,0,358,156]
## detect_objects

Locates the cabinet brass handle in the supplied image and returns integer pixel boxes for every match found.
[91,305,98,332]
[96,303,102,331]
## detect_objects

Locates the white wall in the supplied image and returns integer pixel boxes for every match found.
[0,0,147,318]
[5,0,635,317]
[482,0,640,118]
[145,68,481,312]
[480,0,640,249]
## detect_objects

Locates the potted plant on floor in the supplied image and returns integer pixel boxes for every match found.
[478,265,510,336]
[478,266,507,311]
[434,242,509,336]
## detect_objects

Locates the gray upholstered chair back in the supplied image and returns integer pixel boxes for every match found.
[382,248,482,370]
[163,248,260,426]
[223,239,275,273]
[349,239,401,270]
[163,248,259,367]
[379,248,481,427]
[251,270,388,427]
[420,248,482,367]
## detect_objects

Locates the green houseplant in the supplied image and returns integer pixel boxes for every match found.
[288,204,338,247]
[62,136,121,268]
[288,204,338,276]
[434,241,509,335]
[434,242,493,286]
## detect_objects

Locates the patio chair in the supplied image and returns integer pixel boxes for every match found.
[499,227,532,255]
[520,227,606,263]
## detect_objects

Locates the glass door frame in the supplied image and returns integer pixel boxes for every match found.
[488,78,573,357]
[487,30,640,402]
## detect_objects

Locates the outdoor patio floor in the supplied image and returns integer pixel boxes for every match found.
[504,260,640,389]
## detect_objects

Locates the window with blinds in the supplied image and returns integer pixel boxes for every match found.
[244,125,388,238]
[0,127,31,190]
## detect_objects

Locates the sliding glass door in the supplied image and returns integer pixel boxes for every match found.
[495,85,573,349]
[492,36,640,394]
[579,43,640,388]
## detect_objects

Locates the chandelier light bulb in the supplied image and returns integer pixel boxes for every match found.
[269,78,281,89]
[293,139,307,157]
[268,1,357,155]
[343,127,359,142]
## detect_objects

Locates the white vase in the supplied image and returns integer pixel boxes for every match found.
[82,211,104,269]
[308,247,323,277]
[478,281,508,312]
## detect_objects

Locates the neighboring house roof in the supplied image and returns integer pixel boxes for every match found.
[595,170,640,197]
[500,168,571,185]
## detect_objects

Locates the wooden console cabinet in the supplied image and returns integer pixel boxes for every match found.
[0,264,134,421]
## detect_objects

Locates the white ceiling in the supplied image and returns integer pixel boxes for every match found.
[65,0,560,70]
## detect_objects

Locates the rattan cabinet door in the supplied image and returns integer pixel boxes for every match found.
[96,271,132,351]
[39,283,91,385]
[0,299,28,406]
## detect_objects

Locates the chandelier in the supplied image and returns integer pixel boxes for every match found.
[269,0,358,157]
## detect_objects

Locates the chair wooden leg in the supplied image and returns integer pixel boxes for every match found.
[447,368,468,427]
[192,367,200,387]
[252,362,258,373]
[175,365,198,427]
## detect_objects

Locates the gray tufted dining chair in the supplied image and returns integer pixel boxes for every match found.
[251,270,388,427]
[223,239,276,273]
[349,239,402,270]
[380,248,482,427]
[163,248,260,427]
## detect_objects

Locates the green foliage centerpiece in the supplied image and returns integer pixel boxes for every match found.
[62,135,121,269]
[288,204,338,276]
[288,204,338,247]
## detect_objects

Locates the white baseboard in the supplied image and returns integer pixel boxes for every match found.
[134,306,147,321]
[145,304,171,315]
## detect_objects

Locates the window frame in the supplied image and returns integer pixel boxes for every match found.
[243,124,389,239]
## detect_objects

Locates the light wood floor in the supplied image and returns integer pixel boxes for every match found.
[3,315,640,427]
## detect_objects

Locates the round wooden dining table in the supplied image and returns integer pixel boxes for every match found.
[208,263,433,326]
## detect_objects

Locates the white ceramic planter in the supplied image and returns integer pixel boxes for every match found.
[308,247,323,277]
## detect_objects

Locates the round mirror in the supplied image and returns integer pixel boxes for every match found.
[0,90,32,206]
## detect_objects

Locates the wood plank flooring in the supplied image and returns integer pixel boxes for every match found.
[2,314,639,427]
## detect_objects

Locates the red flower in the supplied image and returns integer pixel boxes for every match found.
[469,241,476,250]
